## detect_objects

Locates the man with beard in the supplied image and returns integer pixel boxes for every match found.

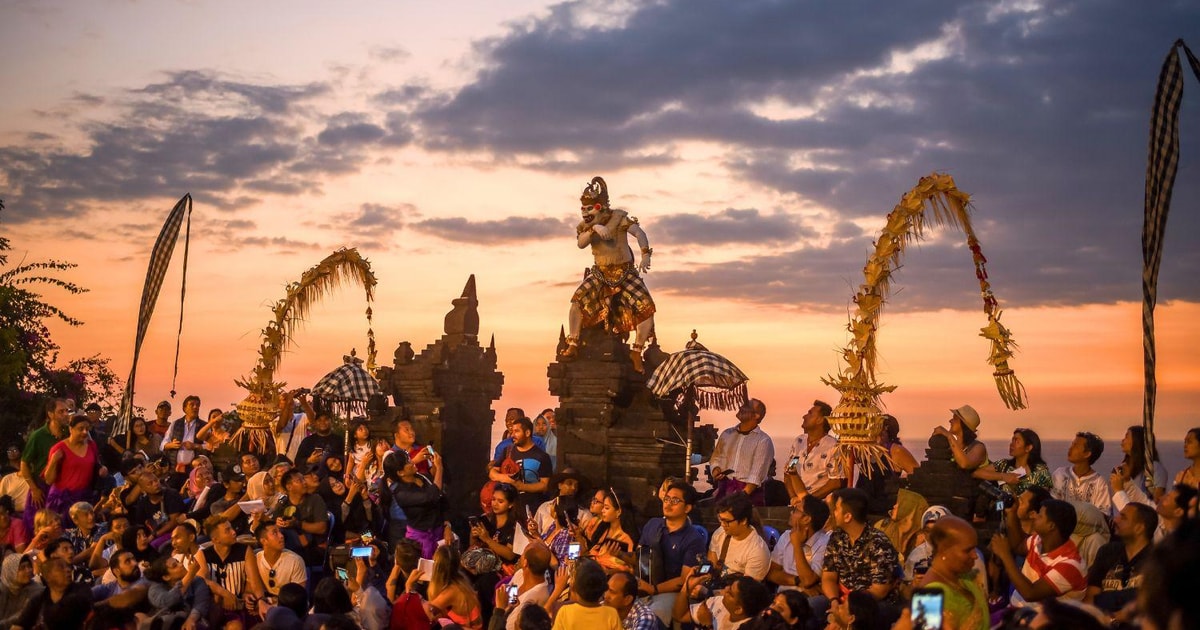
[488,417,552,511]
[295,412,345,467]
[91,549,150,608]
[197,515,258,630]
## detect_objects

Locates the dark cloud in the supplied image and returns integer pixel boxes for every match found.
[653,207,816,246]
[410,215,571,244]
[408,0,1200,307]
[369,45,410,63]
[317,113,387,146]
[322,202,413,251]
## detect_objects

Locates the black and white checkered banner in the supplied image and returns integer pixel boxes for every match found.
[1143,40,1200,485]
[115,194,193,438]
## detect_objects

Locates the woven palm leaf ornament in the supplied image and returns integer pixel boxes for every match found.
[231,248,378,454]
[821,173,1027,476]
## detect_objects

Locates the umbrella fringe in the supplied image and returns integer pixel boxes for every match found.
[687,384,748,411]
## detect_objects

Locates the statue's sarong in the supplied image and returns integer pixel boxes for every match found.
[571,263,655,334]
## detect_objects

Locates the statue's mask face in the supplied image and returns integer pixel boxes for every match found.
[581,203,604,223]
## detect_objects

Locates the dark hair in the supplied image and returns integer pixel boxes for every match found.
[600,487,638,544]
[612,571,638,599]
[43,398,65,419]
[85,403,102,413]
[813,400,832,418]
[552,495,579,528]
[1034,598,1109,630]
[538,408,554,418]
[278,582,309,618]
[734,575,772,618]
[123,525,156,562]
[1024,486,1052,514]
[517,604,552,630]
[506,408,526,421]
[254,522,277,542]
[69,414,90,428]
[42,537,71,562]
[846,590,881,630]
[1123,426,1149,478]
[492,483,518,505]
[718,492,755,524]
[830,488,870,525]
[514,417,534,434]
[666,480,697,506]
[1040,499,1077,538]
[0,496,14,514]
[800,494,830,531]
[281,468,304,488]
[182,395,200,408]
[1075,432,1105,466]
[394,539,421,574]
[1008,428,1046,470]
[776,590,811,627]
[1171,484,1199,513]
[143,556,171,583]
[881,415,901,445]
[1142,518,1200,630]
[312,577,354,615]
[321,615,362,630]
[1125,502,1159,537]
[961,424,979,448]
[572,558,608,603]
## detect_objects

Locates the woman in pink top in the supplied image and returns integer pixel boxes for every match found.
[0,502,28,554]
[43,415,105,522]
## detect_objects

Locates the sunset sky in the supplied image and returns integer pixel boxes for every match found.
[2,0,1198,448]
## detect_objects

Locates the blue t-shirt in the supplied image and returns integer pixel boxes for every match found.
[492,435,546,463]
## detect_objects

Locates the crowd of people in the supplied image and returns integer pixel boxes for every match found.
[1,391,1198,630]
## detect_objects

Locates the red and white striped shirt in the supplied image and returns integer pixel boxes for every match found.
[1010,534,1087,607]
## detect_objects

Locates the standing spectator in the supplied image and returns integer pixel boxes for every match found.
[1174,427,1200,489]
[766,494,829,596]
[19,398,70,532]
[635,480,707,624]
[295,412,345,467]
[388,447,447,558]
[273,389,314,464]
[821,488,902,609]
[1110,425,1168,506]
[44,415,105,517]
[708,493,770,581]
[347,420,373,473]
[535,409,558,469]
[709,398,774,506]
[1085,502,1156,620]
[198,408,238,474]
[492,409,546,463]
[989,498,1087,607]
[974,428,1052,495]
[1052,432,1111,515]
[160,395,204,483]
[783,400,845,504]
[488,417,553,512]
[149,401,172,438]
[603,571,659,630]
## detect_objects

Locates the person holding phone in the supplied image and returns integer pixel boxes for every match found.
[783,400,846,505]
[492,543,551,630]
[387,448,447,559]
[913,515,987,630]
[294,413,345,467]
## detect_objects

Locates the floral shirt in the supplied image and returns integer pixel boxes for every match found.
[823,525,900,603]
[992,459,1052,495]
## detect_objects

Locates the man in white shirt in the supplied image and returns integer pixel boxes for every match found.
[254,523,307,597]
[160,395,203,475]
[501,543,552,630]
[707,493,770,580]
[672,569,771,630]
[1051,432,1111,515]
[766,495,830,595]
[708,399,774,506]
[274,390,315,463]
[784,400,846,504]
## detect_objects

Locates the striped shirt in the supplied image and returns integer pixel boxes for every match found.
[709,426,774,487]
[1010,534,1086,607]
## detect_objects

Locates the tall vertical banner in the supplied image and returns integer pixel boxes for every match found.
[1142,40,1200,486]
[115,194,193,439]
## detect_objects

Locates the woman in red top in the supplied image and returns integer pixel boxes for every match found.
[43,415,105,522]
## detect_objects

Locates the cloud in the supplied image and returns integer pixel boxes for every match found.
[409,215,571,244]
[653,207,816,246]
[322,202,413,251]
[408,0,1200,307]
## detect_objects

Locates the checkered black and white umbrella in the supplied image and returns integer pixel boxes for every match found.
[312,356,383,418]
[647,333,749,412]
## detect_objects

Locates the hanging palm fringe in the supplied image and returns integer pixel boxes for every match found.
[822,173,1027,477]
[231,248,378,455]
[1141,39,1200,487]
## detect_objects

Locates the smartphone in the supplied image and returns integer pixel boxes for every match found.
[506,584,519,604]
[567,542,581,560]
[786,456,800,471]
[351,546,372,558]
[995,500,1005,512]
[361,529,374,543]
[335,567,349,581]
[468,516,482,529]
[910,588,944,630]
[425,445,435,457]
[696,562,713,575]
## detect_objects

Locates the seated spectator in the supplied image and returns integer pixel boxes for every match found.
[88,512,128,574]
[1051,432,1111,515]
[989,498,1086,607]
[585,487,636,574]
[603,571,660,630]
[10,557,92,629]
[973,428,1052,495]
[904,506,949,581]
[255,522,307,598]
[825,590,881,630]
[24,508,63,558]
[1086,502,1156,621]
[913,515,988,630]
[552,557,621,629]
[0,555,41,627]
[130,469,187,542]
[708,493,770,581]
[1155,483,1198,538]
[107,416,161,463]
[783,400,845,504]
[635,480,707,624]
[90,549,150,613]
[766,590,812,629]
[141,552,212,624]
[263,581,309,628]
[931,405,989,473]
[1110,425,1167,507]
[387,540,431,629]
[1067,500,1111,568]
[346,554,391,630]
[0,469,29,518]
[308,577,357,628]
[530,468,590,542]
[672,568,770,630]
[876,488,928,563]
[0,499,29,554]
[269,468,329,561]
[121,524,159,566]
[1175,427,1200,489]
[492,542,551,630]
[821,488,902,607]
[1140,517,1200,630]
[856,415,919,514]
[63,501,102,565]
[708,399,774,506]
[766,494,829,596]
[42,536,92,585]
[406,545,482,629]
[195,514,257,629]
[465,483,519,591]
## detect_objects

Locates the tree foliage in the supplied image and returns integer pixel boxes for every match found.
[0,199,123,438]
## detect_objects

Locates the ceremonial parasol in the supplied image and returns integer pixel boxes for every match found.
[312,351,384,469]
[648,330,749,477]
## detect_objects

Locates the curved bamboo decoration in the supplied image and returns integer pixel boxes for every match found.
[233,248,378,450]
[821,173,1026,475]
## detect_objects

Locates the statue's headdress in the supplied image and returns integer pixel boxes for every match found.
[580,176,609,209]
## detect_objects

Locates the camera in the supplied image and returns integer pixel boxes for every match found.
[978,482,1014,511]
